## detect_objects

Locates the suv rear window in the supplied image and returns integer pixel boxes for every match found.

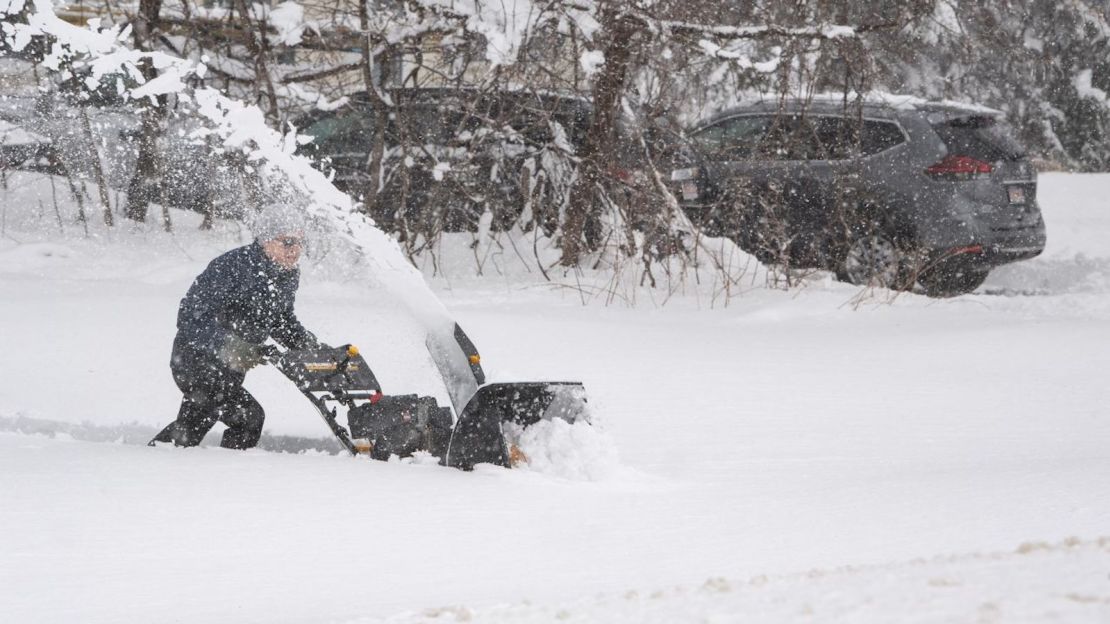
[932,115,1024,162]
[811,117,905,159]
[691,115,772,159]
[693,115,830,161]
[861,120,905,155]
[695,114,906,161]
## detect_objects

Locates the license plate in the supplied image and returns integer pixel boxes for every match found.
[1007,186,1026,204]
[681,181,699,201]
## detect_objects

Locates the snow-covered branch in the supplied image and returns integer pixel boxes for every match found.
[654,20,861,40]
[1,0,463,348]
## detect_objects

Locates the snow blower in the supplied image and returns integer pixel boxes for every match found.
[271,335,588,470]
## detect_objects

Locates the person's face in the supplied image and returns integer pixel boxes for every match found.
[261,231,305,270]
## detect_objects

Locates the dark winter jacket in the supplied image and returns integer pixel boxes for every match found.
[174,242,316,359]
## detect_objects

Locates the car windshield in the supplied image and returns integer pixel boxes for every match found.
[301,112,375,151]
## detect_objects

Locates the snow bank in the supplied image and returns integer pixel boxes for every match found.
[983,173,1110,295]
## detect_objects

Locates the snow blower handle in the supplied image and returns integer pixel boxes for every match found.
[336,344,360,372]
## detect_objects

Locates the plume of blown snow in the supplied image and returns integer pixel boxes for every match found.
[504,418,621,481]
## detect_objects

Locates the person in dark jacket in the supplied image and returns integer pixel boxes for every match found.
[150,205,324,449]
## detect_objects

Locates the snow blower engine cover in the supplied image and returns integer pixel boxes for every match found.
[348,396,454,461]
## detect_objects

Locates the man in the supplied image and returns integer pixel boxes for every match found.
[150,204,324,449]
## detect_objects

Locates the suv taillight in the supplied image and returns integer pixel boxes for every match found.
[925,155,993,180]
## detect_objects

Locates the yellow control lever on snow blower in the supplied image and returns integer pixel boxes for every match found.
[347,345,359,357]
[468,354,480,365]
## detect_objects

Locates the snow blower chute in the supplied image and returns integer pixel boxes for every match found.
[272,327,588,470]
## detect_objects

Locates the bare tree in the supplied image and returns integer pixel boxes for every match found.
[124,0,168,224]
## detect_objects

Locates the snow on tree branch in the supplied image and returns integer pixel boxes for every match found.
[654,21,859,40]
[2,0,461,338]
[1061,0,1110,39]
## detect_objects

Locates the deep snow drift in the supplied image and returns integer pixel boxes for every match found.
[1,173,1109,623]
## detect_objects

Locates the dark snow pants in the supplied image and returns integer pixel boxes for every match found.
[152,346,265,449]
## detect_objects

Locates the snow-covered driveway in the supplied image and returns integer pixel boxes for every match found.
[1,174,1108,622]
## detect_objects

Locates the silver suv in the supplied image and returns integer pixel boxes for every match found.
[670,97,1046,296]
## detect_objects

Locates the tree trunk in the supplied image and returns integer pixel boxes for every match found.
[358,0,394,221]
[560,10,641,266]
[235,0,281,125]
[79,104,114,226]
[125,0,166,223]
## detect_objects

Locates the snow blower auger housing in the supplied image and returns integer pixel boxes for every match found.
[273,339,588,470]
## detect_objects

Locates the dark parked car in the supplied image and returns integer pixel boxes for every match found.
[670,97,1046,296]
[0,119,63,177]
[295,88,592,234]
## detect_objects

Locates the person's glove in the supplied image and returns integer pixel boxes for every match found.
[257,343,282,363]
[219,335,279,372]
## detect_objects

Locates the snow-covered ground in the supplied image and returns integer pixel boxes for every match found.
[1,172,1109,623]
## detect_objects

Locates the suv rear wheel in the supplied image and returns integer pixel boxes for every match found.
[836,220,914,291]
